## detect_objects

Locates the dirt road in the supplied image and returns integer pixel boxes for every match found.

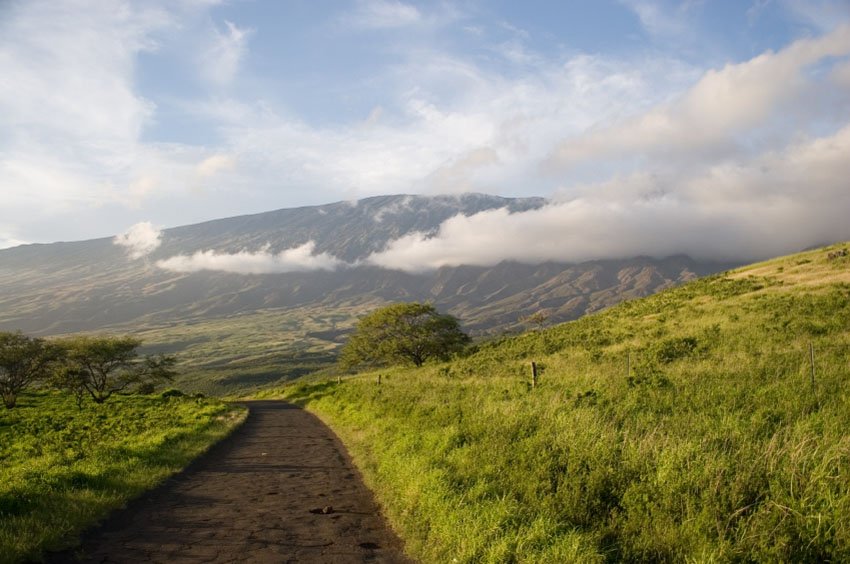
[48,400,412,563]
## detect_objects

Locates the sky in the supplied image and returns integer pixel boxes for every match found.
[1,0,850,270]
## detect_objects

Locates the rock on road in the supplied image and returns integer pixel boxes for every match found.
[49,401,413,563]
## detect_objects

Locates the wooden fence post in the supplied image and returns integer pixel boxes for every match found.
[809,343,816,395]
[377,374,382,385]
[531,361,538,389]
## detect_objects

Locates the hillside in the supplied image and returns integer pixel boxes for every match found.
[0,194,734,392]
[282,242,850,563]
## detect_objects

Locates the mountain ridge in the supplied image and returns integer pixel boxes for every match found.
[0,193,740,388]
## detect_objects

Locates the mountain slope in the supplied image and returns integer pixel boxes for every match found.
[0,193,736,388]
[284,242,850,563]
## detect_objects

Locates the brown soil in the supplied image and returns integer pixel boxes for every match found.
[46,401,414,563]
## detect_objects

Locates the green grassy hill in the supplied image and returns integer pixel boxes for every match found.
[281,243,850,562]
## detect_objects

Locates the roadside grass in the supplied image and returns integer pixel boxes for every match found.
[0,391,246,563]
[281,243,850,563]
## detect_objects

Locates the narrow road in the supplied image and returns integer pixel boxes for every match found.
[50,401,412,563]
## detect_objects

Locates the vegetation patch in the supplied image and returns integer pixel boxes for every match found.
[0,391,245,563]
[281,244,850,563]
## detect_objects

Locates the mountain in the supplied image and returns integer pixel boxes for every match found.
[0,193,738,390]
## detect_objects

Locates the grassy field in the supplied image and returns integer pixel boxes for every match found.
[124,303,377,395]
[279,243,850,562]
[0,391,246,563]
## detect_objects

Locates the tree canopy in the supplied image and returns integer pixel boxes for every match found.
[0,332,60,408]
[339,302,470,370]
[53,336,176,404]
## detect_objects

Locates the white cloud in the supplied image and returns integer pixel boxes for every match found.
[114,221,163,259]
[346,0,422,29]
[0,0,182,237]
[217,51,682,205]
[196,153,237,177]
[621,0,690,38]
[200,19,252,85]
[832,58,850,88]
[365,105,384,126]
[549,25,850,170]
[373,195,414,223]
[156,241,347,274]
[0,0,692,244]
[367,123,850,271]
[748,0,773,24]
[423,147,501,194]
[783,0,850,32]
[0,234,28,250]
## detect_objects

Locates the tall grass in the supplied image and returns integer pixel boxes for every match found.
[284,245,850,562]
[0,391,246,563]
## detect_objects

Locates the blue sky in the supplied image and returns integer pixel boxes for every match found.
[1,0,850,266]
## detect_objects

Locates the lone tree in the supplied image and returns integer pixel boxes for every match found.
[0,332,60,408]
[340,302,470,370]
[520,310,550,331]
[54,336,176,404]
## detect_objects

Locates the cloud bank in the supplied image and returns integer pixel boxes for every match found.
[156,242,346,274]
[548,25,850,170]
[114,222,163,259]
[367,122,850,271]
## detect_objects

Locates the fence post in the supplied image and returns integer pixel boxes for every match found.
[627,351,631,378]
[809,343,816,395]
[337,375,341,384]
[377,374,382,385]
[531,361,538,388]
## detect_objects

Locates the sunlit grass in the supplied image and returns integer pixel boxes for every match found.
[0,391,246,563]
[281,242,850,562]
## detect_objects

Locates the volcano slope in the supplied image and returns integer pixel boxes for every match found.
[0,193,734,395]
[284,242,850,563]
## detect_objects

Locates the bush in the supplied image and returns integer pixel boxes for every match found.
[653,336,699,364]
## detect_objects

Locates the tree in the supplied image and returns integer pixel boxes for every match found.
[340,303,470,370]
[520,310,550,331]
[0,332,60,408]
[54,336,176,404]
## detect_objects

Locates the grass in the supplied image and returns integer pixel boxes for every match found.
[126,304,372,395]
[278,243,850,562]
[0,391,246,563]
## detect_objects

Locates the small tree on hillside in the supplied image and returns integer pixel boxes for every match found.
[340,302,470,370]
[54,336,176,404]
[0,332,60,408]
[520,310,550,331]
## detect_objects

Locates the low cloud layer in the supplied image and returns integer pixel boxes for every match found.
[156,242,346,274]
[367,123,850,271]
[114,222,163,259]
